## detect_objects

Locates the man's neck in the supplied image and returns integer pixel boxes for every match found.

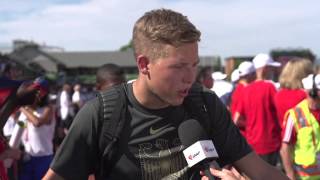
[132,79,169,109]
[255,68,265,80]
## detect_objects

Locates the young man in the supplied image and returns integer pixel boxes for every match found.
[43,9,288,180]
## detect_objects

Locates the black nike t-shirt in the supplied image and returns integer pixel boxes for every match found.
[51,83,251,180]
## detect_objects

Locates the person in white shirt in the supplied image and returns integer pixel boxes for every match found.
[71,84,84,114]
[59,84,73,131]
[211,71,234,105]
[19,87,55,180]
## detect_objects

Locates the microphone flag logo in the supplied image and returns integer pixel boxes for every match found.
[204,146,215,153]
[183,140,219,167]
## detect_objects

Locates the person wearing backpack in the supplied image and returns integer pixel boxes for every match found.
[43,8,288,180]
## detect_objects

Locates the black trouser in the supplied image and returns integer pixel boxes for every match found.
[61,115,74,130]
[259,151,279,166]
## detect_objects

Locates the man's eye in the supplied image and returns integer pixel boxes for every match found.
[173,65,183,69]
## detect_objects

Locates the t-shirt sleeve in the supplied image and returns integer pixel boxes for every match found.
[282,113,296,143]
[206,92,252,167]
[50,98,100,180]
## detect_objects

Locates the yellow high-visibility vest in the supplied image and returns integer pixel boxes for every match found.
[286,99,320,179]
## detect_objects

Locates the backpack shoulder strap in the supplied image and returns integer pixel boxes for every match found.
[96,83,128,178]
[183,83,215,135]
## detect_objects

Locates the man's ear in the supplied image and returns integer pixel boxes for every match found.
[136,55,150,75]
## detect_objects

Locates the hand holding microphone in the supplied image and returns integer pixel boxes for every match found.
[201,168,241,180]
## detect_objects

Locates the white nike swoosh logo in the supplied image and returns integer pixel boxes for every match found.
[150,124,171,135]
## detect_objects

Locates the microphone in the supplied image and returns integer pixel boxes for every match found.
[178,119,220,180]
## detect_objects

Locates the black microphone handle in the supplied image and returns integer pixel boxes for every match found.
[200,159,222,180]
[204,169,216,180]
[203,160,218,180]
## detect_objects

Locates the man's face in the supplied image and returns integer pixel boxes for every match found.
[146,42,199,107]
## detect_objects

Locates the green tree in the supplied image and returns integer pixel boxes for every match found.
[120,40,133,51]
[270,48,316,62]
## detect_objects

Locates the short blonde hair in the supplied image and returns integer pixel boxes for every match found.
[132,9,201,60]
[279,58,313,89]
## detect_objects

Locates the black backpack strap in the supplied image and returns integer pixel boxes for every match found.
[96,83,128,178]
[183,83,215,135]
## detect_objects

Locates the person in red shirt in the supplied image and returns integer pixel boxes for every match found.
[235,53,281,166]
[230,61,256,136]
[274,58,313,132]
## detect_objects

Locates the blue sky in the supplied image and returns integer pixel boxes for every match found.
[1,0,319,59]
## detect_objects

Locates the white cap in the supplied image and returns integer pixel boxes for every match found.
[49,94,57,100]
[231,69,240,82]
[302,74,320,90]
[212,71,227,80]
[127,79,136,83]
[238,61,255,77]
[252,53,281,69]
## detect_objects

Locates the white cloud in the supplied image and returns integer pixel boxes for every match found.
[1,0,320,58]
